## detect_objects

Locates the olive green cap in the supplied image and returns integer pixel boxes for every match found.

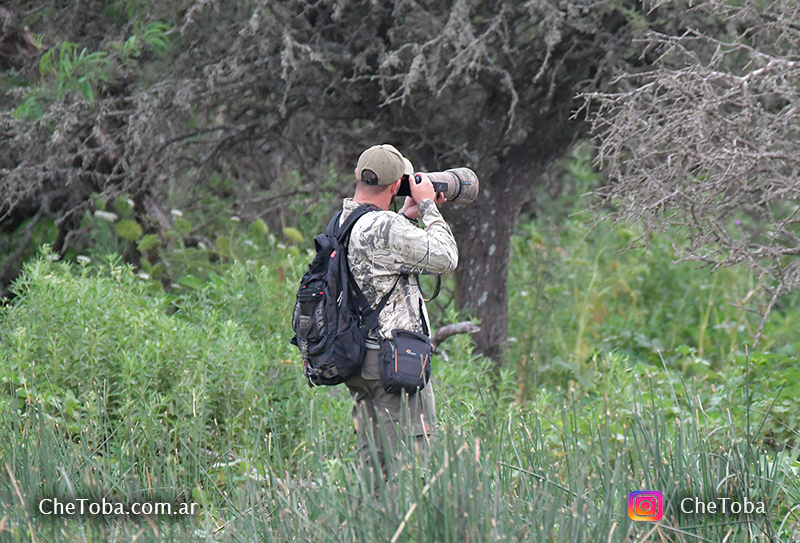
[356,144,414,185]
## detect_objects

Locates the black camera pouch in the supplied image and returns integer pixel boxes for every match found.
[378,329,432,395]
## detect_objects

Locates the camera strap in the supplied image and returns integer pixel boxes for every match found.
[418,274,441,302]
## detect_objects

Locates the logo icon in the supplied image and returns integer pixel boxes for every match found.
[628,491,663,521]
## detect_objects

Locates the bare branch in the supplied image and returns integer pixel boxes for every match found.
[431,321,480,351]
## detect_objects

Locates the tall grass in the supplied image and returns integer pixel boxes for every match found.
[508,217,800,390]
[1,361,798,542]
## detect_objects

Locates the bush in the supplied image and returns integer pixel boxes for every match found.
[508,217,800,389]
[0,251,327,461]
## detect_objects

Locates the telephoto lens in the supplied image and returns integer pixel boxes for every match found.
[422,168,479,205]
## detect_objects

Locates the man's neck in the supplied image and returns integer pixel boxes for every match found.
[353,190,392,210]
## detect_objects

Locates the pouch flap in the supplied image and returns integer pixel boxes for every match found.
[390,329,430,346]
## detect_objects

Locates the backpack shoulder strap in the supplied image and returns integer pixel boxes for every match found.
[330,203,401,333]
[332,203,381,244]
[317,203,374,253]
[360,275,401,335]
[314,210,344,253]
[325,210,344,237]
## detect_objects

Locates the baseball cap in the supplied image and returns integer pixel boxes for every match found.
[356,144,414,185]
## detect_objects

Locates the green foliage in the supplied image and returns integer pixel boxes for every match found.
[0,218,57,274]
[111,21,172,63]
[11,18,172,119]
[137,233,160,251]
[113,219,143,241]
[248,218,269,238]
[111,195,133,218]
[0,253,323,464]
[508,217,800,387]
[38,41,111,103]
[11,96,43,121]
[281,226,305,244]
[505,144,800,406]
[78,166,343,289]
[138,21,171,54]
[102,0,165,23]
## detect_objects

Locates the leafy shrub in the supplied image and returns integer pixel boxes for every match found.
[508,217,800,388]
[0,251,317,460]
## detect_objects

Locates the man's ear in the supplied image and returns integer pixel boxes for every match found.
[391,178,402,195]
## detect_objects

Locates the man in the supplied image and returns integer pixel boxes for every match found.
[342,144,458,480]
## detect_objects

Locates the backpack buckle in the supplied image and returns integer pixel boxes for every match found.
[300,340,308,358]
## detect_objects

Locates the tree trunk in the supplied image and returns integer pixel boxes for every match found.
[445,164,537,363]
[439,104,580,361]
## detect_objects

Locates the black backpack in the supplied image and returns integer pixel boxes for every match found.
[290,204,397,386]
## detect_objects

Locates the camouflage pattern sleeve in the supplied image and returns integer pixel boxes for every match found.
[389,199,458,275]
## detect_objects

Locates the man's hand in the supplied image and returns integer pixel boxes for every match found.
[405,173,446,217]
[400,197,421,220]
[400,195,446,220]
[409,172,436,202]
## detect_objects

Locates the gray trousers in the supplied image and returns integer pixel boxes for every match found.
[345,348,437,481]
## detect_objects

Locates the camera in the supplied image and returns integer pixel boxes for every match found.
[397,168,479,205]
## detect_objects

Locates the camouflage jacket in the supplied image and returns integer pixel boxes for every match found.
[340,198,458,342]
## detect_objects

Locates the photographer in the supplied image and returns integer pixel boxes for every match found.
[341,144,458,481]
